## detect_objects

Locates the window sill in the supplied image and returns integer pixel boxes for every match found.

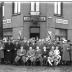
[12,13,21,16]
[54,14,63,18]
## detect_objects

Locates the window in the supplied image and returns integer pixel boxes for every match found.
[31,2,39,12]
[2,5,4,17]
[14,2,18,14]
[55,29,67,41]
[36,2,39,12]
[31,2,35,12]
[54,2,58,15]
[12,2,21,15]
[54,2,63,16]
[1,2,4,17]
[17,2,21,14]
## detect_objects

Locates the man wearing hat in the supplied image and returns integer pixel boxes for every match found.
[62,39,70,65]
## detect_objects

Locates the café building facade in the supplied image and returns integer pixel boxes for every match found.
[1,2,72,41]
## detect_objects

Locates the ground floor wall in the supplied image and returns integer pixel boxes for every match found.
[68,29,72,42]
[3,25,71,41]
[3,21,72,42]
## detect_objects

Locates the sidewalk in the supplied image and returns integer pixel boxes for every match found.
[0,65,72,72]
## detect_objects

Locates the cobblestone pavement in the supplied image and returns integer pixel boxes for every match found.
[0,65,72,72]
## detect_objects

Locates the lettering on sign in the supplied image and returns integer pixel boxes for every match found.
[3,20,6,24]
[56,18,63,23]
[24,16,46,22]
[56,18,68,24]
[7,19,11,23]
[40,17,46,21]
[63,20,68,24]
[24,17,30,21]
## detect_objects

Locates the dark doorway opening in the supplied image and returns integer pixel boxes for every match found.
[30,33,40,39]
[30,26,40,39]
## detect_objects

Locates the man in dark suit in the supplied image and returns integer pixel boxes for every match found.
[62,40,70,65]
[42,46,49,65]
[4,40,13,64]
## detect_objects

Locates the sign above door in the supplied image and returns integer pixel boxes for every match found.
[24,16,46,22]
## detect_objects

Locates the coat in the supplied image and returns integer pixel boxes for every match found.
[0,43,4,58]
[17,48,26,57]
[27,49,35,57]
[42,49,49,57]
[62,43,70,61]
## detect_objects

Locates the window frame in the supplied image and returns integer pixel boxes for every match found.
[54,2,63,17]
[12,2,21,16]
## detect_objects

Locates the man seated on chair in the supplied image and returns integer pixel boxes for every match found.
[47,45,55,66]
[26,46,36,65]
[15,45,26,65]
[53,46,61,66]
[35,46,43,66]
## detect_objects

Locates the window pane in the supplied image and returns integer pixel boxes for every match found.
[36,2,39,12]
[2,5,4,17]
[58,2,61,15]
[54,2,58,14]
[14,2,18,14]
[18,2,21,14]
[31,2,35,11]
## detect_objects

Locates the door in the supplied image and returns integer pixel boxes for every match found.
[30,26,40,39]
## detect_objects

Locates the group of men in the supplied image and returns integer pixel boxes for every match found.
[0,37,71,66]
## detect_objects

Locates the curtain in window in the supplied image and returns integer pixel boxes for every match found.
[14,2,18,14]
[31,2,35,11]
[54,2,62,16]
[2,5,4,17]
[18,2,21,14]
[58,2,61,15]
[12,2,21,14]
[36,2,39,12]
[54,2,58,15]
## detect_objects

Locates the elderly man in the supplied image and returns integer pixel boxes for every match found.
[62,40,71,65]
[26,47,36,65]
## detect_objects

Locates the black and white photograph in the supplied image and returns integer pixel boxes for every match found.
[0,0,72,72]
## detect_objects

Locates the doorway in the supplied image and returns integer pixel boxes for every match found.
[30,26,40,39]
[30,33,40,39]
